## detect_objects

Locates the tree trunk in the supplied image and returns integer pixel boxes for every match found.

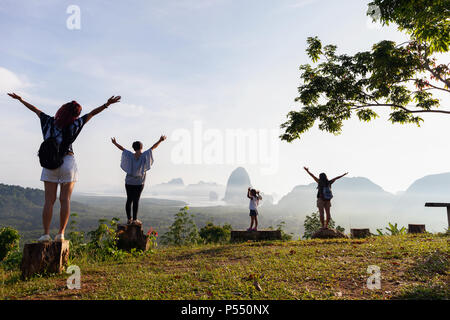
[311,228,347,239]
[230,230,282,242]
[116,224,150,251]
[350,228,371,238]
[408,224,426,234]
[21,240,70,279]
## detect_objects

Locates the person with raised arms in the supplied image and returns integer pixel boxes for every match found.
[7,92,121,242]
[303,167,348,229]
[111,135,166,225]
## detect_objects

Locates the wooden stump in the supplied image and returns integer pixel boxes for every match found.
[408,224,426,234]
[21,240,70,279]
[350,228,371,239]
[311,228,348,239]
[230,230,282,242]
[116,224,150,251]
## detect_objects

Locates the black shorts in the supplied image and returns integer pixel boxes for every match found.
[249,209,258,217]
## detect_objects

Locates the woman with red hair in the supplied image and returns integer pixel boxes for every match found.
[7,93,121,242]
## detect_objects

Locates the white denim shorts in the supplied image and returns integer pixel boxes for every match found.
[40,154,78,183]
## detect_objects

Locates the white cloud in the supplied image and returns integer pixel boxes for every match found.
[110,102,145,117]
[0,67,30,92]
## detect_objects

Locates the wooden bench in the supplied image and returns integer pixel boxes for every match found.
[424,202,450,228]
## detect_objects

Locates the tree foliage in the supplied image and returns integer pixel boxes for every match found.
[161,206,200,246]
[368,0,450,53]
[0,226,20,261]
[376,222,407,235]
[303,212,345,239]
[281,0,450,142]
[199,222,231,244]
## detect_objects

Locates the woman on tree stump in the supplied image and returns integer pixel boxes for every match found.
[303,167,348,229]
[7,92,121,242]
[111,135,166,225]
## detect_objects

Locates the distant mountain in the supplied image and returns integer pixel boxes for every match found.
[405,172,450,197]
[184,181,225,197]
[148,178,186,195]
[389,172,450,229]
[0,183,94,241]
[223,167,251,205]
[0,183,186,243]
[162,178,185,186]
[148,178,225,199]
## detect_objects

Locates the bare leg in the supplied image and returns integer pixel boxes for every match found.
[324,206,331,229]
[254,216,258,230]
[249,216,255,229]
[58,182,75,235]
[318,207,325,228]
[42,182,58,235]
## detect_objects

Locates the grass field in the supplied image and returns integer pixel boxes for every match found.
[0,233,448,300]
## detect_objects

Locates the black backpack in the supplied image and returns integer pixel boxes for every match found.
[38,127,71,170]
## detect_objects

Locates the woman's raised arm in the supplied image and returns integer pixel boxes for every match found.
[330,172,348,184]
[85,95,121,123]
[111,137,125,151]
[7,93,42,117]
[303,167,319,183]
[150,135,167,150]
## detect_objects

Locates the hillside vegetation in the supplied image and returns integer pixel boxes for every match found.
[1,234,448,300]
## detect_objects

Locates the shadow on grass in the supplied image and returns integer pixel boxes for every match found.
[393,249,450,300]
[393,282,449,300]
[407,249,449,278]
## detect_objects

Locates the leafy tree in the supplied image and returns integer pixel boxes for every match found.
[0,226,20,261]
[369,0,450,53]
[303,212,345,239]
[161,206,200,246]
[199,222,231,244]
[281,0,450,142]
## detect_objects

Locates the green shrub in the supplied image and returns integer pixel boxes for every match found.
[1,250,22,271]
[199,222,231,244]
[376,222,406,236]
[67,213,87,257]
[161,206,200,246]
[86,217,127,261]
[0,227,20,261]
[302,212,345,239]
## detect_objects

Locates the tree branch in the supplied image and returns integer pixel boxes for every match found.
[351,104,450,114]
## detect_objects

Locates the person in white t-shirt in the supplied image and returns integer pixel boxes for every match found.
[247,187,263,231]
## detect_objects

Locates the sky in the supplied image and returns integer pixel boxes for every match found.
[1,0,449,199]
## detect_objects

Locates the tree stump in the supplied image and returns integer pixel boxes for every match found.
[408,224,426,234]
[350,228,371,238]
[21,240,70,279]
[230,230,282,242]
[311,228,348,239]
[116,224,150,251]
